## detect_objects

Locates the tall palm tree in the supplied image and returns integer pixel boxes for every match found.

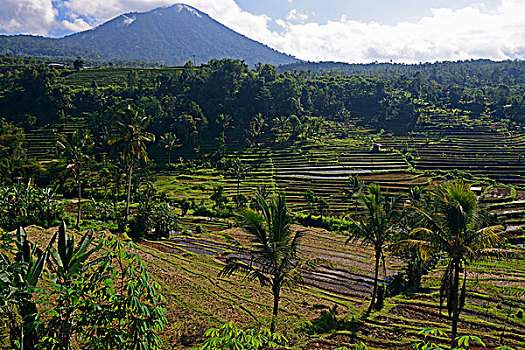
[348,184,403,312]
[220,193,317,332]
[405,180,504,346]
[58,130,94,228]
[159,132,181,166]
[108,105,155,226]
[343,174,364,216]
[230,157,250,207]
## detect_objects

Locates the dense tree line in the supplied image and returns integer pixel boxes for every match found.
[280,59,525,87]
[0,57,524,201]
[1,58,524,152]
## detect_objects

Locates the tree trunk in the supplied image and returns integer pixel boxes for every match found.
[21,300,39,350]
[368,248,381,313]
[270,285,280,333]
[450,259,461,347]
[236,177,240,208]
[7,307,20,350]
[76,177,81,229]
[125,158,133,226]
[168,151,171,167]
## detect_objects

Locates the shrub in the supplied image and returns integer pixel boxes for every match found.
[1,223,167,350]
[0,182,64,230]
[129,184,178,239]
[199,322,287,350]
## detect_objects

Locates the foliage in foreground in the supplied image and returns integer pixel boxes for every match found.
[0,222,167,349]
[199,322,287,350]
[0,182,64,231]
[199,323,517,350]
[412,328,515,350]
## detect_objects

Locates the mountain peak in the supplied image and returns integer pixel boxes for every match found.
[0,4,298,66]
[121,14,136,26]
[171,4,203,17]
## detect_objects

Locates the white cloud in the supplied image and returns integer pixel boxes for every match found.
[286,9,308,21]
[62,0,171,21]
[1,0,524,63]
[0,0,56,35]
[263,0,525,63]
[60,17,91,32]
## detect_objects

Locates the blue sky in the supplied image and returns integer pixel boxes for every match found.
[0,0,523,63]
[237,0,499,25]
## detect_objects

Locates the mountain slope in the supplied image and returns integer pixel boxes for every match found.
[0,4,297,67]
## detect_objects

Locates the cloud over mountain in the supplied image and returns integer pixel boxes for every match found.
[0,0,524,63]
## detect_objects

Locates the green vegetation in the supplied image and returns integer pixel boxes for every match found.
[405,181,506,346]
[0,222,167,349]
[0,57,524,349]
[348,184,403,313]
[199,322,287,350]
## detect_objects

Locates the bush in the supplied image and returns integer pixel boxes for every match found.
[193,204,216,217]
[1,223,168,349]
[200,322,287,350]
[295,213,353,232]
[129,184,178,240]
[0,182,64,230]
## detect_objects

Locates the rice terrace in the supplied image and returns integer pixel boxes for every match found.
[0,2,525,350]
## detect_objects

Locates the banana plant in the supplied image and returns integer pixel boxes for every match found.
[0,226,49,350]
[47,221,102,284]
[45,221,103,350]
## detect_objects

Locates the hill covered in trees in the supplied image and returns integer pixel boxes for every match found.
[0,4,298,67]
[1,56,524,146]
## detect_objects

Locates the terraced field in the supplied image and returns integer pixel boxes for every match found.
[20,105,525,349]
[379,111,525,185]
[24,117,86,160]
[154,126,525,243]
[135,225,525,349]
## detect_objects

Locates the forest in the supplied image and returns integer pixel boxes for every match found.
[0,55,524,350]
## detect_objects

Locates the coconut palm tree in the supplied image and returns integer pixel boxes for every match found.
[108,105,155,226]
[405,180,504,346]
[230,157,250,207]
[348,184,403,312]
[58,130,94,228]
[220,193,318,332]
[159,132,181,166]
[344,174,364,216]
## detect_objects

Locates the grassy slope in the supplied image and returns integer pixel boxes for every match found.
[20,224,525,350]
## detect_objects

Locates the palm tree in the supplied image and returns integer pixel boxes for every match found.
[344,174,364,216]
[231,158,250,207]
[220,193,318,332]
[108,105,155,226]
[348,184,403,312]
[58,130,94,228]
[159,132,181,166]
[405,181,504,346]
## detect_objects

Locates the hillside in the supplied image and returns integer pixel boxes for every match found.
[0,4,297,67]
[279,60,525,87]
[2,57,525,349]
